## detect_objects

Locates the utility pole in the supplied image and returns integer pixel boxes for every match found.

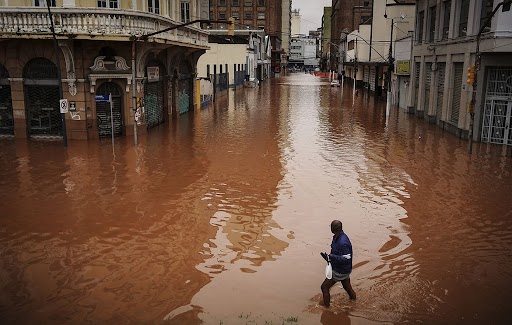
[468,0,511,154]
[46,0,67,147]
[387,18,394,110]
[130,19,232,145]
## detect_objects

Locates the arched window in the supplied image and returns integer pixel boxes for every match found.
[23,58,58,80]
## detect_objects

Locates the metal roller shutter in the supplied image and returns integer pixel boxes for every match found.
[450,63,463,124]
[436,63,446,121]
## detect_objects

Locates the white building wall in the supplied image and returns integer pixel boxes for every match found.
[291,9,301,37]
[197,43,248,85]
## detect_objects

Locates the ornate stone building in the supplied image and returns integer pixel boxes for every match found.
[0,0,209,141]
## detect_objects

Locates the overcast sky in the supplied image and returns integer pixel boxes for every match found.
[292,0,332,34]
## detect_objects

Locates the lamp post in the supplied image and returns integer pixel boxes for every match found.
[46,0,67,147]
[130,19,232,145]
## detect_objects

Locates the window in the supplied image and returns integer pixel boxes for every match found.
[98,0,118,8]
[360,15,371,24]
[232,11,239,19]
[258,25,265,30]
[219,0,226,5]
[417,11,424,43]
[257,12,265,19]
[245,12,252,19]
[232,0,239,5]
[363,1,370,7]
[459,0,469,37]
[442,0,451,39]
[258,0,265,5]
[245,0,252,6]
[148,0,161,14]
[181,0,190,22]
[428,6,437,42]
[219,12,226,19]
[34,0,55,6]
[480,0,494,33]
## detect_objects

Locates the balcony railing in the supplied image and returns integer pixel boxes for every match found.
[0,7,208,47]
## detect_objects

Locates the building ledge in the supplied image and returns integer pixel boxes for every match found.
[0,7,208,47]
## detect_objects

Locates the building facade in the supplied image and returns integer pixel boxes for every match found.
[412,0,512,145]
[207,0,282,73]
[340,1,415,97]
[280,0,292,71]
[0,0,209,141]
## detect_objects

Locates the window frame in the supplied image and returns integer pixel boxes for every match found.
[417,10,425,44]
[34,0,56,6]
[148,0,161,14]
[428,5,437,42]
[458,0,470,37]
[97,0,119,8]
[441,0,451,40]
[181,0,190,23]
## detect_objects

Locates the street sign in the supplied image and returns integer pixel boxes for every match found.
[59,99,69,113]
[395,60,410,75]
[95,95,110,102]
[69,101,76,112]
[147,67,159,82]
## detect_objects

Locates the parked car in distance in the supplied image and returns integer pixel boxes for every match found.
[330,80,340,87]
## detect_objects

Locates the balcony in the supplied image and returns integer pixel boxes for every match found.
[0,7,209,48]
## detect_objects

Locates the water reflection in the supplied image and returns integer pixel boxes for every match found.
[1,73,511,324]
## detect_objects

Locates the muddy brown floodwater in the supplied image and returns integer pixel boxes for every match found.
[1,74,512,325]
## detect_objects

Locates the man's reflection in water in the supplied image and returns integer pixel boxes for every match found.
[321,309,351,325]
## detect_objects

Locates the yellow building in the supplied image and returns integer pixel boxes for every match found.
[0,0,209,140]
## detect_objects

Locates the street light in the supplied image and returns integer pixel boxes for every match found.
[129,19,233,145]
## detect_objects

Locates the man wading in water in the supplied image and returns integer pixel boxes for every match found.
[320,220,356,307]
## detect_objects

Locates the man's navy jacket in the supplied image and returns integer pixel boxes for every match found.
[329,232,353,274]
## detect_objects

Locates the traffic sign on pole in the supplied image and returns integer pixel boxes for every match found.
[59,99,69,113]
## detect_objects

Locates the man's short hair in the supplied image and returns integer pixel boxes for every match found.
[331,220,343,232]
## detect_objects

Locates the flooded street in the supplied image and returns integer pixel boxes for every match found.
[1,73,512,324]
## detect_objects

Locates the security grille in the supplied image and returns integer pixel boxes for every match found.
[450,63,463,124]
[415,62,420,109]
[178,77,191,114]
[481,68,512,145]
[145,80,164,129]
[370,67,376,92]
[25,86,61,136]
[364,66,370,89]
[424,65,431,113]
[436,63,446,121]
[96,82,123,138]
[23,58,62,136]
[0,64,13,135]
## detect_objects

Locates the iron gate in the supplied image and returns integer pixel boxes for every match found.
[0,64,13,135]
[450,63,463,124]
[481,68,512,145]
[23,58,62,136]
[145,80,164,128]
[96,82,123,138]
[178,61,192,114]
[436,63,446,121]
[178,77,191,114]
